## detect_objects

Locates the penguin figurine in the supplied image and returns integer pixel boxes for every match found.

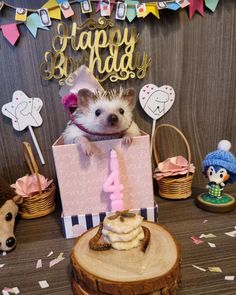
[196,140,236,213]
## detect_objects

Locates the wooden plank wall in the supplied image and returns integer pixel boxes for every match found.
[0,0,235,190]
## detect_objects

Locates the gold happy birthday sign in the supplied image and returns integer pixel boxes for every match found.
[40,17,151,84]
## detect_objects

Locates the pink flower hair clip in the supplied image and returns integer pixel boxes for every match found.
[61,93,78,113]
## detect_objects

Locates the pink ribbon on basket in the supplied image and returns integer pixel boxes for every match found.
[154,155,195,181]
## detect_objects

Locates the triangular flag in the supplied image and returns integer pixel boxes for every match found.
[25,13,49,38]
[1,23,20,46]
[125,0,138,22]
[145,3,160,19]
[205,0,219,12]
[189,0,204,19]
[43,0,61,20]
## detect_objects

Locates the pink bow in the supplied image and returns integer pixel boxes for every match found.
[61,93,78,111]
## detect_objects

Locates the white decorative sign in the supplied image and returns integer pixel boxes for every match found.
[139,84,175,153]
[2,90,45,165]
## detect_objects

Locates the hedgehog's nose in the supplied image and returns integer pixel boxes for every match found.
[6,236,16,248]
[107,114,118,126]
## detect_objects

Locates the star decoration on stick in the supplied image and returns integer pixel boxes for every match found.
[2,90,45,164]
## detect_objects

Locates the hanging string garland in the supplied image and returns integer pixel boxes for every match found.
[0,0,220,46]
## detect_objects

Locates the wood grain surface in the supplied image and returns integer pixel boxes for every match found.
[0,190,236,294]
[0,1,235,190]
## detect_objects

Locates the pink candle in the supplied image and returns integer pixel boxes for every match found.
[103,149,124,211]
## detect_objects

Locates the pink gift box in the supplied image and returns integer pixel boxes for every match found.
[52,132,154,218]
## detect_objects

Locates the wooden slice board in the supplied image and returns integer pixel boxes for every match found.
[71,221,181,295]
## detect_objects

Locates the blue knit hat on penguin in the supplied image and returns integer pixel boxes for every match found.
[203,140,236,174]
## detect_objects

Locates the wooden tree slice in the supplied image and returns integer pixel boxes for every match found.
[71,221,181,295]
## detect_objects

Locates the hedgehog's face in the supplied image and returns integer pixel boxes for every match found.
[74,88,136,134]
[85,97,133,133]
[206,166,230,184]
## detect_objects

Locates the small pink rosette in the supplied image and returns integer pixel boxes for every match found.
[11,174,53,198]
[154,155,195,181]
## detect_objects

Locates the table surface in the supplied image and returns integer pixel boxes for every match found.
[0,188,236,295]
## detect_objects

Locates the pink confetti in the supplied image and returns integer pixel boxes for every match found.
[203,219,208,224]
[191,236,204,245]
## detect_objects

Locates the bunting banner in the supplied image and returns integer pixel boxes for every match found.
[97,0,115,15]
[166,2,181,11]
[1,23,20,45]
[59,1,74,18]
[126,0,138,23]
[189,0,204,19]
[0,0,222,46]
[26,13,49,38]
[15,8,28,21]
[145,3,160,19]
[204,0,219,12]
[43,0,61,19]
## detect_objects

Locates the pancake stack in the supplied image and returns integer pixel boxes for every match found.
[102,211,144,250]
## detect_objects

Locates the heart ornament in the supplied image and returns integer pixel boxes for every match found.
[139,84,175,120]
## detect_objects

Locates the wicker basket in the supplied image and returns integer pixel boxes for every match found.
[153,124,194,200]
[18,142,56,219]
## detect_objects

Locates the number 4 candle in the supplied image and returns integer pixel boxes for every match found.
[103,149,124,212]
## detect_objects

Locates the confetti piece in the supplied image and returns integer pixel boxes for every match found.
[36,259,42,269]
[225,276,235,281]
[199,233,216,239]
[225,230,236,237]
[202,219,208,224]
[208,267,222,273]
[49,256,65,267]
[208,242,216,248]
[192,264,207,272]
[191,236,204,245]
[10,287,20,294]
[2,287,20,295]
[58,252,64,259]
[38,280,49,289]
[0,264,5,268]
[47,251,53,257]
